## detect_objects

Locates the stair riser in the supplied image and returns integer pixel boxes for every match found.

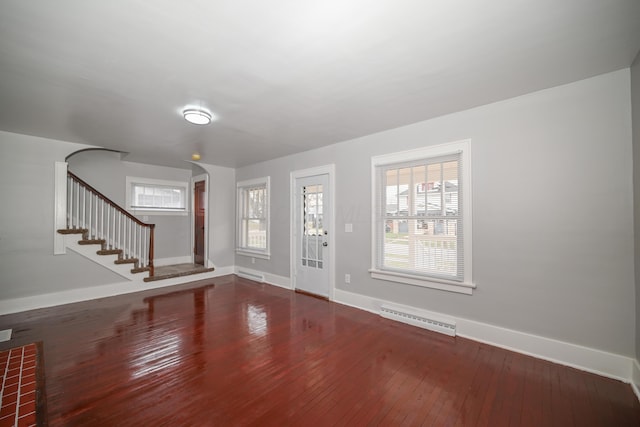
[60,232,147,280]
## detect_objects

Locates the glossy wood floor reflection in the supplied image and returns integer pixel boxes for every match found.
[1,275,639,426]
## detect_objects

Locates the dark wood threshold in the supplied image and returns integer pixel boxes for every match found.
[294,288,329,301]
[143,266,215,282]
[35,341,48,427]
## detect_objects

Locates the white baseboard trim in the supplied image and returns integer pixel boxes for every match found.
[632,359,640,402]
[333,288,634,384]
[2,266,635,396]
[334,288,379,313]
[233,266,291,290]
[0,267,232,316]
[155,256,192,266]
[212,265,236,277]
[264,272,291,290]
[456,317,632,383]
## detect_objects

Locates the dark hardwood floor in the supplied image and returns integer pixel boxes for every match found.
[0,275,638,426]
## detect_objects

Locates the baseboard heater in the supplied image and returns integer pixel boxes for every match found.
[237,270,265,282]
[379,304,456,337]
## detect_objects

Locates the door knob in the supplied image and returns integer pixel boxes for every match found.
[322,242,328,247]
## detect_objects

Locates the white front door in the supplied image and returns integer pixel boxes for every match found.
[293,173,331,298]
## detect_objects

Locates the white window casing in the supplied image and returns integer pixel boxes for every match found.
[125,176,189,216]
[236,176,270,259]
[370,140,474,295]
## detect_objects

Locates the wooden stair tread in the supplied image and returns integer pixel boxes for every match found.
[114,258,138,265]
[57,228,88,235]
[97,249,122,255]
[143,267,215,282]
[60,173,157,281]
[78,239,105,245]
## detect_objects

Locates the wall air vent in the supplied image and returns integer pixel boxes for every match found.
[380,304,456,337]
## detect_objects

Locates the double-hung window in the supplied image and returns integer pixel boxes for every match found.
[236,177,270,259]
[370,140,473,294]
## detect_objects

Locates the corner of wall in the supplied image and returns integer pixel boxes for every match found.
[632,359,640,402]
[53,161,68,254]
[631,48,640,373]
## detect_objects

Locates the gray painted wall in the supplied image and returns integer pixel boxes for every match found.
[0,69,635,359]
[0,132,124,300]
[236,69,635,357]
[632,55,640,361]
[0,132,235,301]
[197,163,236,269]
[68,150,192,259]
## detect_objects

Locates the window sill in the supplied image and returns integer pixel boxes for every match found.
[369,269,475,295]
[236,249,270,260]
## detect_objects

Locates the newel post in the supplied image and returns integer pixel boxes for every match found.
[148,224,155,277]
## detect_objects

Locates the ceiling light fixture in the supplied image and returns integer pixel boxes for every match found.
[183,108,212,125]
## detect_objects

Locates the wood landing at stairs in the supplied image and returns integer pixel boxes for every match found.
[144,263,215,282]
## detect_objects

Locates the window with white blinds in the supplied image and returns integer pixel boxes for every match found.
[125,176,189,215]
[370,140,474,294]
[236,177,270,258]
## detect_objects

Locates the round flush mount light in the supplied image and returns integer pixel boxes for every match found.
[183,108,213,125]
[191,153,201,161]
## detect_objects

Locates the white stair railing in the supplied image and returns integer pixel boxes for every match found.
[66,171,155,276]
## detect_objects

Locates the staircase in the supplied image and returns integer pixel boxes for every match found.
[58,171,155,279]
[57,228,151,276]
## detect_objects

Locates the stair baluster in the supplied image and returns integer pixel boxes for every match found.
[62,171,156,277]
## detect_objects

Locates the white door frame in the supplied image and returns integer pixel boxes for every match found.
[290,164,336,301]
[191,173,210,267]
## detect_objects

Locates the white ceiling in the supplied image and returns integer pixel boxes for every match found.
[1,0,639,169]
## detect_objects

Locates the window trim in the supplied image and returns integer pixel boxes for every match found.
[370,139,474,295]
[236,176,271,259]
[125,176,189,216]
